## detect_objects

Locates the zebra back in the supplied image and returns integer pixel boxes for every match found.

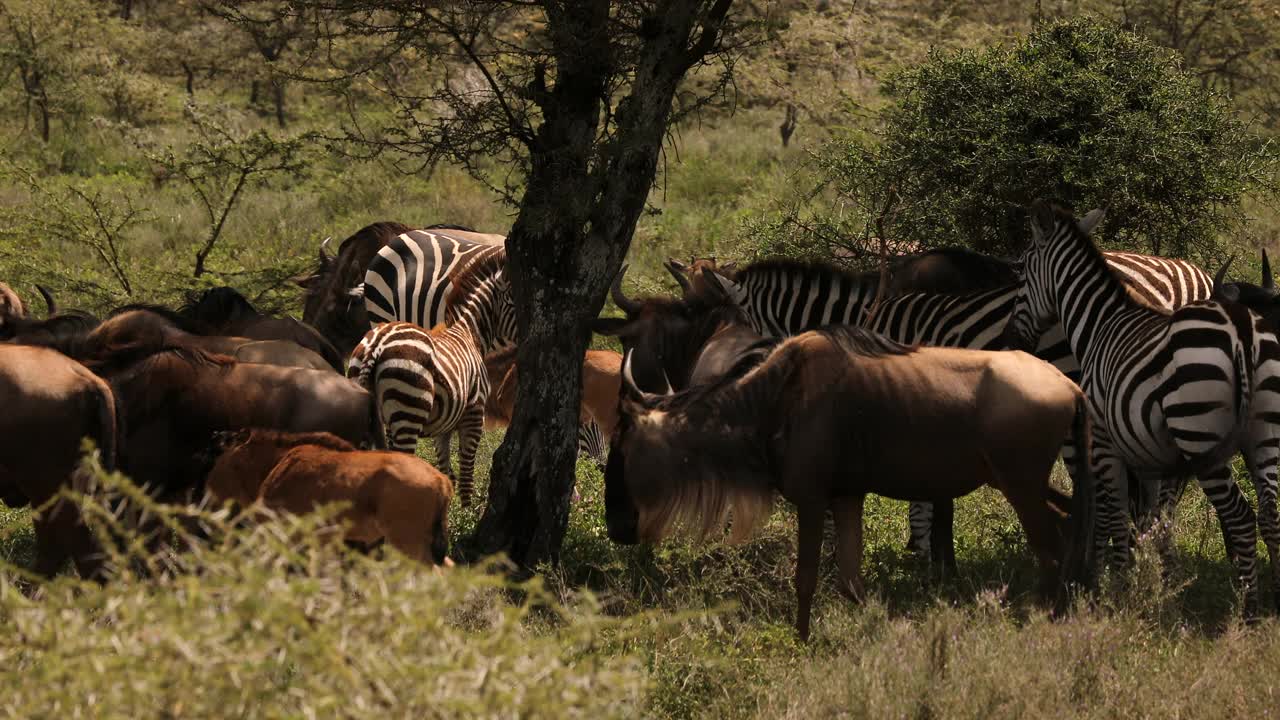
[363,230,504,328]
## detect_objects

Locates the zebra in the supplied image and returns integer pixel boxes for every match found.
[362,228,505,328]
[695,249,1213,565]
[350,252,516,506]
[1006,201,1280,613]
[360,228,608,473]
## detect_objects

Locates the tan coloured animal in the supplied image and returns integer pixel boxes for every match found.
[206,429,452,565]
[606,326,1095,640]
[0,345,117,579]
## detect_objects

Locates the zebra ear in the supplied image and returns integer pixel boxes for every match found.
[1029,200,1056,242]
[1262,248,1274,291]
[1077,208,1105,236]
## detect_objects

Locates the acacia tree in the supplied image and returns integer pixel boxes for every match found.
[214,1,741,566]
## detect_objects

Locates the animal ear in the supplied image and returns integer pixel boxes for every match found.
[591,316,630,337]
[1263,248,1274,290]
[1029,200,1055,242]
[701,269,746,305]
[720,261,738,274]
[1077,208,1105,235]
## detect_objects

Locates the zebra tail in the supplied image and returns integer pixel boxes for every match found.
[1169,341,1252,479]
[358,364,389,451]
[1065,393,1096,594]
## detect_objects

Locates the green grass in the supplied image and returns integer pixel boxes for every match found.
[5,446,1279,717]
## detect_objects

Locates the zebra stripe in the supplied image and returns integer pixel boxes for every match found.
[714,251,1213,558]
[363,230,503,327]
[1008,203,1280,612]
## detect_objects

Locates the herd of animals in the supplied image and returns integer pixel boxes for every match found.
[4,201,1280,640]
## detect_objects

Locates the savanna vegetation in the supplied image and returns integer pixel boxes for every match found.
[3,0,1280,716]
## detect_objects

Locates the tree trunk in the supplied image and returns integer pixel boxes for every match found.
[182,62,195,95]
[250,79,260,106]
[272,79,287,127]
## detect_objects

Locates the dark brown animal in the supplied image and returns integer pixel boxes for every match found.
[100,344,380,499]
[83,306,330,372]
[606,326,1095,640]
[180,287,343,371]
[0,345,117,579]
[295,222,415,358]
[205,429,452,565]
[1213,250,1280,331]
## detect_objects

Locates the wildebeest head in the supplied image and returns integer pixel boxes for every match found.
[1212,249,1280,329]
[1005,200,1106,352]
[591,265,749,393]
[604,350,775,546]
[180,286,261,332]
[664,257,738,300]
[295,222,414,357]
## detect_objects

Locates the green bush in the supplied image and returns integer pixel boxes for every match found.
[783,16,1277,266]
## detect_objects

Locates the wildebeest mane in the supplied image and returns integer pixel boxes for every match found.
[179,287,260,329]
[107,303,205,333]
[445,249,508,310]
[1,310,99,351]
[816,325,916,358]
[90,339,233,380]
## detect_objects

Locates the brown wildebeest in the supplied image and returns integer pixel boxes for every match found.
[99,343,381,499]
[81,305,331,372]
[205,429,452,565]
[179,286,343,371]
[0,345,117,579]
[489,349,623,439]
[605,326,1095,641]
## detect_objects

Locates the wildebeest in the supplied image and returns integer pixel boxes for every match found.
[179,287,343,371]
[81,305,331,372]
[99,342,381,499]
[205,428,452,565]
[1213,250,1280,330]
[0,345,117,579]
[606,326,1094,640]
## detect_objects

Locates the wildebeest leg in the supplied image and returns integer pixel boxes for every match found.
[434,434,456,479]
[831,495,865,602]
[32,499,103,581]
[455,405,486,508]
[929,498,957,579]
[794,502,824,642]
[988,461,1065,601]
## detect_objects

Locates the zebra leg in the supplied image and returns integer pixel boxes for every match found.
[906,501,932,557]
[1245,435,1280,612]
[1196,463,1260,617]
[1088,429,1131,572]
[434,433,456,479]
[455,405,486,508]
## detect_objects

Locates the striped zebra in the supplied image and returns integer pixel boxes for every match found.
[362,228,505,327]
[1007,201,1280,612]
[349,252,516,506]
[695,249,1213,562]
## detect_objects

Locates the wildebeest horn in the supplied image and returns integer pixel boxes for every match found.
[346,283,366,299]
[664,258,692,293]
[611,265,641,315]
[317,237,334,271]
[621,350,661,404]
[35,284,56,316]
[1263,248,1274,291]
[1213,255,1240,302]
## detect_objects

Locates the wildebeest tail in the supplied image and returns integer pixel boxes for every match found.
[1065,392,1095,592]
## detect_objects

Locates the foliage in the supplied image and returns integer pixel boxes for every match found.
[0,461,649,718]
[772,16,1278,267]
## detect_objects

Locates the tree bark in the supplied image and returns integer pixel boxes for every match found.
[470,0,734,567]
[272,79,287,127]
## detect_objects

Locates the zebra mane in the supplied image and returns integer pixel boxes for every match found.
[1043,202,1174,316]
[445,249,508,311]
[339,222,415,254]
